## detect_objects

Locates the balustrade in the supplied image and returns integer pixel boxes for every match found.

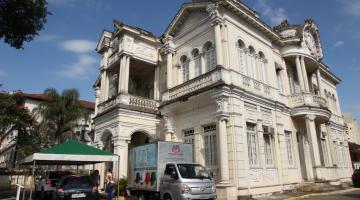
[289,92,328,108]
[98,93,158,114]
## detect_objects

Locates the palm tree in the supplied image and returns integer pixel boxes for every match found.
[38,88,88,144]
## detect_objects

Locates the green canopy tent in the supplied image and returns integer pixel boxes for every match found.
[19,140,120,200]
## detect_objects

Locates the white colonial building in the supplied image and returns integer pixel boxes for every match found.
[93,0,352,198]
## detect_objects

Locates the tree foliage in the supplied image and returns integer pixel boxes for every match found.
[0,92,32,136]
[38,88,88,144]
[0,0,50,49]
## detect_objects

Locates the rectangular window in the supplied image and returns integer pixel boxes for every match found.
[206,48,216,72]
[264,133,273,166]
[276,69,284,93]
[184,129,195,162]
[285,131,294,166]
[247,123,258,166]
[203,125,217,167]
[320,138,329,166]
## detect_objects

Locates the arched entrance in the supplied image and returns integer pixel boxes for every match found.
[101,130,114,178]
[127,131,151,177]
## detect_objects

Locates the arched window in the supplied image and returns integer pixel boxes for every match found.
[203,42,216,72]
[237,39,246,74]
[247,46,256,78]
[192,48,201,77]
[258,51,266,82]
[180,55,189,82]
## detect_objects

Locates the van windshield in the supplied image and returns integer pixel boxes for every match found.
[177,164,212,179]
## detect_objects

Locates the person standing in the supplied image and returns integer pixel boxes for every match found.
[94,170,100,189]
[106,169,115,200]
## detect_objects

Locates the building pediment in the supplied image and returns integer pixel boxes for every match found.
[96,30,113,53]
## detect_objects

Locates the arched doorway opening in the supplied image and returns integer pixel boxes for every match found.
[127,131,151,177]
[101,130,114,180]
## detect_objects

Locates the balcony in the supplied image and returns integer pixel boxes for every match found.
[289,92,328,108]
[98,93,159,114]
[167,68,222,101]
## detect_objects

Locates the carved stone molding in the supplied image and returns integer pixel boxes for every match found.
[305,114,316,121]
[163,115,174,134]
[206,3,224,26]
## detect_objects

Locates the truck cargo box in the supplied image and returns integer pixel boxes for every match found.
[128,141,193,192]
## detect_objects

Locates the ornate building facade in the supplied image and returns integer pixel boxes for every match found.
[93,0,352,198]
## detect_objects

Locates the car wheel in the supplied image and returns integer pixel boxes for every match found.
[163,194,172,200]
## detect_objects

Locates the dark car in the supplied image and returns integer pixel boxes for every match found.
[55,175,99,200]
[352,169,360,187]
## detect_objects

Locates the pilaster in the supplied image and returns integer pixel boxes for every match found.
[207,3,224,68]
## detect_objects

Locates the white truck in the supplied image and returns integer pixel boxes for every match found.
[128,141,217,200]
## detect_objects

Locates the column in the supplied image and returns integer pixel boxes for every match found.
[217,117,230,183]
[113,139,129,179]
[154,65,160,100]
[316,68,323,97]
[166,52,174,89]
[124,55,130,93]
[214,22,224,67]
[305,115,322,173]
[100,69,107,102]
[300,56,310,92]
[118,56,125,93]
[295,56,305,91]
[94,87,100,115]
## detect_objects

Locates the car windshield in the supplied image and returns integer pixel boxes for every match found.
[62,176,94,189]
[177,164,212,179]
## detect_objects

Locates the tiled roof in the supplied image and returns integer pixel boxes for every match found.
[21,93,95,110]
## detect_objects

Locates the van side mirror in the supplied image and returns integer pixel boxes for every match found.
[170,171,178,180]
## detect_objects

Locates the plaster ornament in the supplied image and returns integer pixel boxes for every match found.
[304,31,317,55]
[216,98,229,113]
[280,29,296,38]
[163,115,174,133]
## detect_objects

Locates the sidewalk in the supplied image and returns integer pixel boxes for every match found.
[255,187,360,200]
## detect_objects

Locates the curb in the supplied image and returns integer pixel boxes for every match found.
[285,188,360,200]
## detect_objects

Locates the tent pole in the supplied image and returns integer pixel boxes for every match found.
[117,155,120,198]
[29,160,35,200]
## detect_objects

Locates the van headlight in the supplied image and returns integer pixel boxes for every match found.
[211,185,216,193]
[179,183,191,194]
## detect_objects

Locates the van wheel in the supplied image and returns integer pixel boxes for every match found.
[163,194,172,200]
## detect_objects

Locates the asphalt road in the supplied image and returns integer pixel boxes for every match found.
[307,190,360,200]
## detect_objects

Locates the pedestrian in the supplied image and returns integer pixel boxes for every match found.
[94,170,100,189]
[106,169,115,200]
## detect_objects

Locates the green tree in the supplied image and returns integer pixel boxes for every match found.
[38,88,88,144]
[0,91,32,136]
[0,0,50,49]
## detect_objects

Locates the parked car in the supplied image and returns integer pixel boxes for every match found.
[55,175,99,200]
[352,169,360,187]
[35,171,67,199]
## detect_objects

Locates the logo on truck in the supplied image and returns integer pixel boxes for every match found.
[171,145,181,154]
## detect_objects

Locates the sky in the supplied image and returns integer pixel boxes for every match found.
[0,0,360,121]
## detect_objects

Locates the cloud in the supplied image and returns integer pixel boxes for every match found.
[0,69,7,77]
[60,40,97,54]
[337,0,360,18]
[57,55,97,79]
[331,41,344,49]
[254,0,288,26]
